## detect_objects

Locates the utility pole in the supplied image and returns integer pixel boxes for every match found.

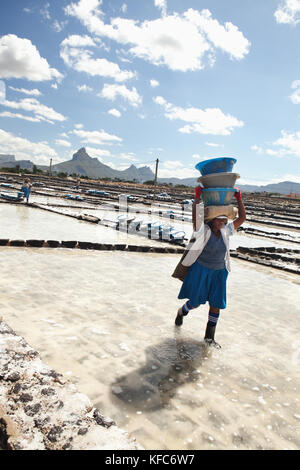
[49,158,52,179]
[152,158,159,202]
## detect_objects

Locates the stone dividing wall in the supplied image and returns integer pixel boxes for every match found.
[0,321,142,450]
[231,247,300,275]
[0,239,185,253]
[0,239,298,274]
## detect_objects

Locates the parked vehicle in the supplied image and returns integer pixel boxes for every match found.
[157,192,171,200]
[66,194,85,201]
[87,190,110,197]
[119,193,137,201]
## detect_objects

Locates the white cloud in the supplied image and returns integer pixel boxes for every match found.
[153,95,166,106]
[86,146,112,159]
[290,80,300,104]
[99,83,142,107]
[77,84,93,92]
[280,174,300,183]
[0,34,63,81]
[163,160,184,169]
[55,139,72,147]
[0,80,6,103]
[2,98,67,123]
[266,149,279,156]
[184,9,250,60]
[154,95,244,135]
[251,144,264,154]
[0,128,59,164]
[150,79,159,87]
[272,129,300,157]
[252,136,300,158]
[61,34,96,48]
[72,128,122,145]
[120,152,139,162]
[121,3,127,14]
[205,142,222,147]
[105,161,117,169]
[60,34,136,82]
[159,162,198,179]
[0,111,41,122]
[65,1,250,72]
[40,2,51,20]
[154,0,167,17]
[52,20,68,32]
[274,0,300,24]
[108,108,121,118]
[148,158,199,179]
[8,86,42,96]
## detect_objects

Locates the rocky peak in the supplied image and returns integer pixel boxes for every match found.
[72,147,90,161]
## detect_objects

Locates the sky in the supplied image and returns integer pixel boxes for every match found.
[1,0,300,186]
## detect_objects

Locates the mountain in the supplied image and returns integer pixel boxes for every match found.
[158,176,300,194]
[0,154,16,164]
[0,154,34,169]
[51,147,155,182]
[158,177,197,187]
[238,181,300,194]
[0,148,298,193]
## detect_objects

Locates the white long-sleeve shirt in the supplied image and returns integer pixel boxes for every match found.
[182,204,236,272]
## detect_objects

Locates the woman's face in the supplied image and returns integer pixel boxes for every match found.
[212,218,227,230]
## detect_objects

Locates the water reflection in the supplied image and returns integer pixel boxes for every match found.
[111,330,211,412]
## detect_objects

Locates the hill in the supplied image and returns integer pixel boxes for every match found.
[0,154,16,164]
[0,149,299,193]
[158,177,300,194]
[51,147,154,182]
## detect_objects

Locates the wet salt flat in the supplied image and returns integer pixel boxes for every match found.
[0,203,169,247]
[1,202,299,251]
[1,247,299,450]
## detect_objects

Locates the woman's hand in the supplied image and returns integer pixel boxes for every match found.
[194,186,203,199]
[233,187,242,201]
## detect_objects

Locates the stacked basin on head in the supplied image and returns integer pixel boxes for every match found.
[195,157,239,221]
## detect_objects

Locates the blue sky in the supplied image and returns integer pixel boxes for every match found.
[1,0,300,185]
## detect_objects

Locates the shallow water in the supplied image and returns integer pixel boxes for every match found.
[0,203,171,247]
[2,202,299,253]
[1,247,299,450]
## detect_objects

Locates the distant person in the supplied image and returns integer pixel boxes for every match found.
[173,186,246,348]
[76,178,81,190]
[21,178,32,203]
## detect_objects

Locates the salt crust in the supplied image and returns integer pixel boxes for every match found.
[0,321,142,450]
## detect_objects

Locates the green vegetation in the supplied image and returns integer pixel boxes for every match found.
[143,180,155,185]
[0,165,43,175]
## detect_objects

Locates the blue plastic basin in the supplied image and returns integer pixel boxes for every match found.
[195,157,237,176]
[202,188,236,206]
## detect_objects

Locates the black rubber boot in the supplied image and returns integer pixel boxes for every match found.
[175,307,188,326]
[204,324,221,349]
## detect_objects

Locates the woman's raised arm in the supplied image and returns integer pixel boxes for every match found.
[233,188,246,230]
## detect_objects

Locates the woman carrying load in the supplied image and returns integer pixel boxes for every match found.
[21,178,32,203]
[173,186,246,348]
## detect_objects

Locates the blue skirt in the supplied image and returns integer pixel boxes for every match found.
[21,187,30,199]
[178,262,228,309]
